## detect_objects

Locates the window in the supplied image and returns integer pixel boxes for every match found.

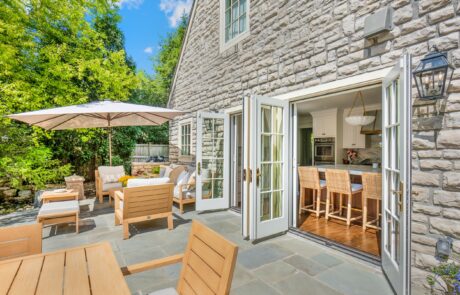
[221,0,249,50]
[180,123,191,156]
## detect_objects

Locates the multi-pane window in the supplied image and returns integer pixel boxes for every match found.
[225,0,248,42]
[180,124,191,156]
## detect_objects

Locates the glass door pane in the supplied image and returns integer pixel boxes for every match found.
[252,96,289,239]
[381,55,411,295]
[259,105,284,222]
[196,112,230,211]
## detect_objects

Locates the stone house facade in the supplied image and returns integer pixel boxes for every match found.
[167,0,460,294]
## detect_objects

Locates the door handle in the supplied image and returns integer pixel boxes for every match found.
[197,162,201,176]
[399,181,404,212]
[392,181,404,212]
[256,168,261,187]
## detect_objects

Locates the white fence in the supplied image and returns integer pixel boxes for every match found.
[132,144,169,162]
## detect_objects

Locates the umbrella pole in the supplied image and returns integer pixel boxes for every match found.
[108,127,112,166]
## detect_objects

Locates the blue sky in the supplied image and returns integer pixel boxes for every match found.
[117,0,192,75]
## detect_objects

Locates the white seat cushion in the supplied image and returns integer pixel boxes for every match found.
[149,287,178,295]
[174,171,191,197]
[127,177,170,188]
[98,166,125,184]
[102,182,123,192]
[320,180,326,187]
[39,200,79,216]
[352,183,363,192]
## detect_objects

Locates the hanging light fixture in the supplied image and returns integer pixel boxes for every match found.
[413,46,454,100]
[345,91,376,126]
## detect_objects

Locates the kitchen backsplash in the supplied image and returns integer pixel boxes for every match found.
[342,134,382,164]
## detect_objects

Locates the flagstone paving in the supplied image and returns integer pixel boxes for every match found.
[0,198,394,295]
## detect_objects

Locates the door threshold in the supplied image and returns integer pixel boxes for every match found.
[229,206,241,214]
[288,227,381,266]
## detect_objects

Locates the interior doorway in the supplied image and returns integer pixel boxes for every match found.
[293,86,383,259]
[230,113,243,210]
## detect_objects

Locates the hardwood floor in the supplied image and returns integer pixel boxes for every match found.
[298,212,381,257]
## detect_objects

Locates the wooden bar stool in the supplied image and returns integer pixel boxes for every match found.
[362,172,382,231]
[298,167,327,217]
[325,169,363,227]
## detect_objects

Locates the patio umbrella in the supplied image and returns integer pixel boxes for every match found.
[7,100,185,165]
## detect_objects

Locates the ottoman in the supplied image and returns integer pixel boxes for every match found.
[37,200,80,233]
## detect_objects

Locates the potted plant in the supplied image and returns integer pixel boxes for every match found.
[427,262,460,294]
[118,175,135,187]
[344,149,358,164]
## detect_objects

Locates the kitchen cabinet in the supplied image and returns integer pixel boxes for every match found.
[343,114,366,149]
[311,109,337,138]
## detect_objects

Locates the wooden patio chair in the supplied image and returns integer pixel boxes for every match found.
[121,220,238,295]
[95,165,125,203]
[0,223,42,260]
[114,183,174,239]
[173,171,196,214]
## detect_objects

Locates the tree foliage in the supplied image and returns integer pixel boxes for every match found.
[0,0,138,187]
[0,1,188,193]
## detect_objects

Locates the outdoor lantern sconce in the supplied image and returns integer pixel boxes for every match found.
[435,236,453,261]
[413,46,454,100]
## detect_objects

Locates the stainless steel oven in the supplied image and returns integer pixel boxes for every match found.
[314,137,335,164]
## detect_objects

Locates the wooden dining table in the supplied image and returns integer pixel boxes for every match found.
[0,242,131,295]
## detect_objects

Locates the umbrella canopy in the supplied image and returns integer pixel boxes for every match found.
[7,100,185,165]
[7,100,184,130]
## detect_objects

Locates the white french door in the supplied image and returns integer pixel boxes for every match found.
[244,95,290,239]
[196,112,230,211]
[381,55,411,295]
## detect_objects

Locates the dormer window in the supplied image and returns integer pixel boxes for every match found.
[220,0,250,51]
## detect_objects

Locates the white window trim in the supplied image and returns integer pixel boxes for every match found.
[219,0,250,52]
[179,119,193,160]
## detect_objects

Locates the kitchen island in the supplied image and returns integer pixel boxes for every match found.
[315,164,380,175]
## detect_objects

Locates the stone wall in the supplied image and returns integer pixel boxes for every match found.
[131,162,169,177]
[169,0,460,292]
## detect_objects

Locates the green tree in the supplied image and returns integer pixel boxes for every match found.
[0,0,138,189]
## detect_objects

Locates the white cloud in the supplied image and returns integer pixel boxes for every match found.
[144,47,153,54]
[159,0,192,27]
[115,0,144,9]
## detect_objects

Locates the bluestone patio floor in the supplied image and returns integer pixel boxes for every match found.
[0,198,394,295]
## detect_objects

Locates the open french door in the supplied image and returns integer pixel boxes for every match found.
[196,112,230,211]
[381,55,411,295]
[243,95,290,240]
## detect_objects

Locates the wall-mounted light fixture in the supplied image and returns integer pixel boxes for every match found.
[435,236,453,261]
[413,46,454,100]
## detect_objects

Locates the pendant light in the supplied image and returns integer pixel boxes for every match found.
[345,91,376,126]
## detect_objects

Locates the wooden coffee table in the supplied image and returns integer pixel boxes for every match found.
[108,187,123,206]
[41,189,79,204]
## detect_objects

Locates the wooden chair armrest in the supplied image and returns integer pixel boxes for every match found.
[121,253,184,276]
[177,184,185,200]
[115,190,124,200]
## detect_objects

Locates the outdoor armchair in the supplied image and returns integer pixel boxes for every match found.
[173,171,196,214]
[95,165,126,203]
[0,223,42,260]
[114,179,174,239]
[121,220,238,295]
